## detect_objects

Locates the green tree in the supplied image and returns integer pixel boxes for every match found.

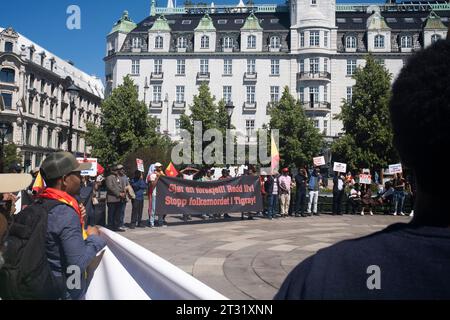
[1,143,21,173]
[85,76,162,166]
[268,87,324,169]
[180,83,229,165]
[332,55,399,173]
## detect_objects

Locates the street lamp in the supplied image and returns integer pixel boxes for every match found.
[0,122,9,173]
[143,77,149,104]
[226,101,235,130]
[67,83,80,153]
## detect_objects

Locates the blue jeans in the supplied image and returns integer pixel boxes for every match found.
[149,193,164,226]
[119,201,126,227]
[394,190,405,214]
[267,194,279,218]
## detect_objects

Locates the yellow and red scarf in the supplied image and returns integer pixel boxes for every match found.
[39,188,87,239]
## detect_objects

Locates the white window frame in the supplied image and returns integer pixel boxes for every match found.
[299,59,305,73]
[246,119,255,139]
[431,34,441,44]
[131,59,140,75]
[310,31,320,47]
[400,35,412,48]
[223,59,232,75]
[223,86,232,103]
[310,58,319,74]
[347,59,357,76]
[270,86,280,103]
[246,86,255,103]
[200,59,209,74]
[176,86,185,103]
[346,86,353,103]
[270,36,281,49]
[271,59,280,75]
[132,37,142,49]
[374,34,385,48]
[223,37,233,49]
[324,58,328,73]
[247,59,256,74]
[177,37,187,49]
[324,31,329,47]
[153,85,162,103]
[309,86,319,103]
[155,36,164,49]
[247,35,256,49]
[300,32,305,47]
[176,59,185,75]
[299,87,305,103]
[201,35,210,49]
[346,36,357,49]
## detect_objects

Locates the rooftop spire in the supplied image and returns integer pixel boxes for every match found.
[150,0,156,16]
[167,0,174,9]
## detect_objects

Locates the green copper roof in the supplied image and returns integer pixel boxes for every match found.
[149,15,171,32]
[194,14,216,31]
[109,11,137,35]
[424,11,446,29]
[367,12,390,30]
[241,13,263,31]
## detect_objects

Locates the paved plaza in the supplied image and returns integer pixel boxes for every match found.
[122,203,411,300]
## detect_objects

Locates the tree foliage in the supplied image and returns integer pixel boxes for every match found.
[85,76,164,166]
[1,143,21,173]
[332,55,399,172]
[268,87,324,169]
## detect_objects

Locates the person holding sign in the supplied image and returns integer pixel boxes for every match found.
[307,168,322,216]
[150,163,166,227]
[392,173,406,216]
[332,172,345,215]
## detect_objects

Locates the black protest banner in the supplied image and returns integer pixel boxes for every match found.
[155,176,263,216]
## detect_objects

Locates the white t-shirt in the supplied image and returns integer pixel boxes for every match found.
[272,177,279,195]
[150,173,158,196]
[183,174,194,180]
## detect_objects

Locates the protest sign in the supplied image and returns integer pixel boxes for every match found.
[155,176,262,216]
[136,159,145,172]
[333,162,347,173]
[389,163,403,174]
[313,156,326,167]
[76,158,97,176]
[359,174,372,185]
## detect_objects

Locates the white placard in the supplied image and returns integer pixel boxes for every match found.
[136,159,145,172]
[313,156,326,167]
[389,163,403,174]
[333,162,347,173]
[76,158,98,177]
[359,174,372,185]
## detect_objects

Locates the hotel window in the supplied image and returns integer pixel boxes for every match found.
[247,59,256,74]
[346,36,357,49]
[313,120,319,128]
[347,59,357,76]
[299,87,305,103]
[155,118,161,132]
[176,86,185,103]
[431,34,441,44]
[4,42,13,52]
[223,59,232,75]
[223,37,233,49]
[131,59,140,75]
[400,35,412,48]
[200,59,209,74]
[154,59,162,74]
[310,31,320,47]
[0,68,15,83]
[246,119,255,140]
[310,58,319,74]
[324,86,328,101]
[374,35,385,48]
[223,86,232,103]
[201,35,210,49]
[300,32,305,47]
[155,36,164,49]
[176,59,185,75]
[247,35,256,49]
[299,59,305,73]
[177,37,187,49]
[323,120,328,133]
[324,31,329,47]
[271,59,280,75]
[246,86,255,103]
[132,37,142,49]
[1,93,12,110]
[324,58,328,73]
[47,129,53,148]
[346,86,353,102]
[309,87,319,103]
[270,36,281,49]
[270,86,280,103]
[153,85,162,103]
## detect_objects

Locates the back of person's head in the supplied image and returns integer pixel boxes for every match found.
[390,40,450,194]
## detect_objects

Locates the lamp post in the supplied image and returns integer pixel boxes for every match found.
[0,123,9,173]
[67,83,80,153]
[226,101,235,130]
[143,77,149,105]
[164,93,169,136]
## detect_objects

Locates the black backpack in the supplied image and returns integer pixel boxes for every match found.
[0,199,65,300]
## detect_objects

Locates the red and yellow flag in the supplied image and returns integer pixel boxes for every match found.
[32,172,45,196]
[165,162,179,177]
[271,134,280,174]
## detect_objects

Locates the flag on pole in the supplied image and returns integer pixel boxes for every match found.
[32,172,45,196]
[271,134,280,174]
[165,162,179,177]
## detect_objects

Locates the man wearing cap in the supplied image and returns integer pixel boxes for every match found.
[39,152,106,299]
[116,165,130,228]
[106,165,126,232]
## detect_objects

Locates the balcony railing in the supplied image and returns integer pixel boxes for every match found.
[172,101,186,113]
[302,101,331,112]
[197,72,210,81]
[150,72,164,81]
[243,72,258,81]
[149,101,163,113]
[297,72,331,81]
[243,102,257,113]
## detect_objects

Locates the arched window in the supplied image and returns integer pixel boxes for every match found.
[177,37,187,49]
[269,36,281,49]
[132,37,142,49]
[431,34,441,44]
[223,37,233,49]
[247,35,256,49]
[0,68,15,83]
[4,42,13,52]
[374,35,385,48]
[155,36,164,49]
[400,35,412,48]
[345,36,357,49]
[200,35,209,49]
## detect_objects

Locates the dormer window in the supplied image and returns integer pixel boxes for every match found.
[177,37,187,49]
[4,42,13,52]
[223,37,233,49]
[247,35,256,49]
[155,36,164,49]
[400,35,412,48]
[270,36,281,49]
[200,35,209,49]
[346,36,357,49]
[374,35,385,49]
[431,34,441,44]
[132,37,142,49]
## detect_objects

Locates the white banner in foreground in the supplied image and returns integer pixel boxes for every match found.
[85,227,228,300]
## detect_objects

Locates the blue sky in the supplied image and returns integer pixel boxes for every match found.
[0,0,382,80]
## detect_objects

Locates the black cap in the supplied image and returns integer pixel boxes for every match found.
[40,152,91,180]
